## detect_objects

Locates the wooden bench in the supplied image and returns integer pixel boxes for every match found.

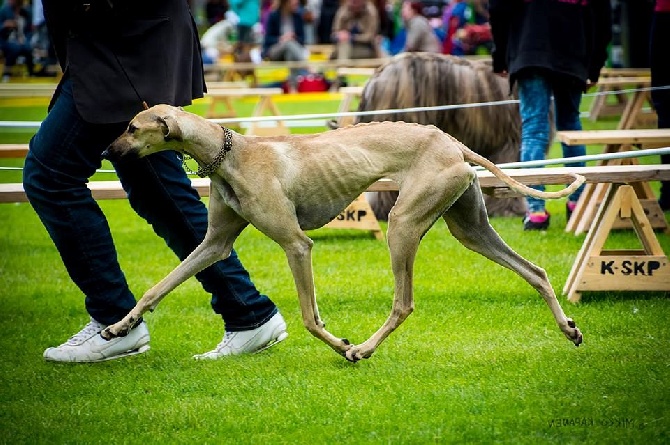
[2,164,669,201]
[335,86,364,127]
[0,81,248,99]
[556,129,670,235]
[306,44,335,59]
[599,68,651,77]
[588,73,655,129]
[562,180,669,302]
[336,67,376,86]
[204,87,288,135]
[2,165,668,299]
[204,58,389,83]
[205,81,249,89]
[588,68,650,120]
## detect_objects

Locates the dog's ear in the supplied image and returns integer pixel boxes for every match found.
[158,115,182,141]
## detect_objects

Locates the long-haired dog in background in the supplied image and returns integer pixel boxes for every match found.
[354,52,552,219]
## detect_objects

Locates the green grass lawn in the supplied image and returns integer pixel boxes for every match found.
[0,93,668,444]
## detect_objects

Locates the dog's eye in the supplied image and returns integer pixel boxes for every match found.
[128,124,136,134]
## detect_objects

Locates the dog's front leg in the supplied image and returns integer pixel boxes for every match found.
[283,236,353,356]
[102,188,249,340]
[102,240,225,339]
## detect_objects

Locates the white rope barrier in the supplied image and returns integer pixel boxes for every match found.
[1,146,667,175]
[0,84,668,175]
[0,84,668,128]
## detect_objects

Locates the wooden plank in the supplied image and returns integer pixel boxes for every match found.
[336,67,376,77]
[476,164,670,188]
[306,44,334,57]
[338,86,364,95]
[578,255,670,291]
[595,76,651,87]
[556,130,667,233]
[0,144,29,158]
[206,87,284,97]
[336,86,364,127]
[205,81,249,89]
[204,57,389,73]
[0,83,56,98]
[0,179,209,203]
[600,67,650,77]
[555,129,670,145]
[588,70,651,121]
[323,194,384,240]
[564,184,668,302]
[2,165,669,203]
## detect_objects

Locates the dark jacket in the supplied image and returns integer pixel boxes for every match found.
[262,9,305,58]
[489,0,612,89]
[43,0,205,124]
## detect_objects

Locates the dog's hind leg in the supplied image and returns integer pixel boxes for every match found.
[245,201,353,356]
[346,167,474,362]
[442,179,582,346]
[102,187,249,340]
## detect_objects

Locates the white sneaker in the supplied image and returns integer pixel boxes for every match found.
[43,317,150,363]
[194,312,288,360]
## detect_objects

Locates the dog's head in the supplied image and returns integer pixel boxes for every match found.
[103,104,184,161]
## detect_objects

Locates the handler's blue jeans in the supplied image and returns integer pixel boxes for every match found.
[518,72,586,213]
[23,77,277,330]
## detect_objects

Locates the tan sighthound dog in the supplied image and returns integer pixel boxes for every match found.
[102,105,585,362]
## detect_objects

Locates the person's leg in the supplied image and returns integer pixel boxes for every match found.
[114,151,278,331]
[336,40,352,61]
[23,77,137,325]
[1,41,20,77]
[282,41,307,87]
[24,76,151,362]
[283,41,306,61]
[265,42,300,91]
[350,43,376,60]
[20,41,35,75]
[517,71,552,228]
[552,78,586,208]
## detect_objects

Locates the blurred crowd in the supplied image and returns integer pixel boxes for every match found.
[0,0,491,83]
[196,0,493,65]
[2,1,658,85]
[0,0,56,81]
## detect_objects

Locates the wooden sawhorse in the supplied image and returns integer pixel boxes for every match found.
[556,129,670,235]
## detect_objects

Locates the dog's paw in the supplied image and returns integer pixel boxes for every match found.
[101,323,131,340]
[564,318,583,347]
[344,344,375,362]
[345,348,362,363]
[100,327,117,340]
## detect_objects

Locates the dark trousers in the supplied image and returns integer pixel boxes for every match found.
[23,76,277,330]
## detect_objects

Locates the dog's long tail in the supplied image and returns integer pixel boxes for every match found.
[455,137,586,199]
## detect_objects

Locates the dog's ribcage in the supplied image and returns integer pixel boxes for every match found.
[240,124,461,230]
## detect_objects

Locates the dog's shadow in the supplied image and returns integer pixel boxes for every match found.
[578,291,669,304]
[306,230,383,244]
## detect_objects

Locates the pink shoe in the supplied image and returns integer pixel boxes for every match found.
[523,210,550,231]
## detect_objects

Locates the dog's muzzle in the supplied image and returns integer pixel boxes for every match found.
[101,143,134,162]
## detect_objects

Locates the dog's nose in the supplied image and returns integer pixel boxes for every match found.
[101,144,121,161]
